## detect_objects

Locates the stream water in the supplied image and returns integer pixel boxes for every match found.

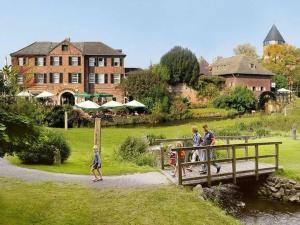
[203,182,300,225]
[237,192,300,225]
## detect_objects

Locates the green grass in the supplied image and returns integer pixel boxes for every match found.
[7,99,300,178]
[190,107,237,118]
[0,178,240,225]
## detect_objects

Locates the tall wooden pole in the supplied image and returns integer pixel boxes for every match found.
[94,118,101,153]
[64,111,68,130]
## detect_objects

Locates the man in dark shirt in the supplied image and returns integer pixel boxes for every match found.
[202,124,221,174]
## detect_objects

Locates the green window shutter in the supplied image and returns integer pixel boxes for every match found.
[50,73,53,83]
[78,57,81,66]
[35,57,38,66]
[111,74,114,84]
[68,73,72,83]
[43,57,46,66]
[50,57,53,66]
[43,73,47,83]
[120,57,123,67]
[69,57,72,66]
[111,58,114,66]
[59,57,63,66]
[78,73,81,83]
[60,73,63,83]
[34,73,38,83]
[105,74,108,83]
[104,58,107,66]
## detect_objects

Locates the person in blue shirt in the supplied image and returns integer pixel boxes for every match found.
[91,145,103,182]
[202,124,221,174]
[187,126,202,172]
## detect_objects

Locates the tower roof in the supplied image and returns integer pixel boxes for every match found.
[264,24,285,45]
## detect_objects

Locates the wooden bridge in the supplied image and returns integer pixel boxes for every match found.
[156,137,282,186]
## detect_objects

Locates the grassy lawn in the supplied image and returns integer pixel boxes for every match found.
[7,99,300,178]
[190,107,237,118]
[0,178,240,225]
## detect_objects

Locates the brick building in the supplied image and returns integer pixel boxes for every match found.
[211,55,274,98]
[10,38,126,105]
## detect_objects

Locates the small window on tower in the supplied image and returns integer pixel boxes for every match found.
[62,44,69,51]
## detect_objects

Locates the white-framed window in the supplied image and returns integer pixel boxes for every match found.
[37,57,44,66]
[113,74,120,84]
[71,73,79,83]
[18,57,24,66]
[89,73,95,83]
[89,57,95,67]
[17,74,23,84]
[113,58,120,67]
[53,73,60,84]
[98,57,104,67]
[97,73,105,84]
[71,57,78,66]
[53,57,60,66]
[37,74,44,84]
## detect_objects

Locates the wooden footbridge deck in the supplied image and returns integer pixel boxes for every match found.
[156,137,282,186]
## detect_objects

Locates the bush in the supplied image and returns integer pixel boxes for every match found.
[255,128,270,138]
[135,153,156,166]
[214,128,241,137]
[44,105,73,128]
[213,86,257,113]
[118,136,148,161]
[145,134,166,146]
[17,129,71,164]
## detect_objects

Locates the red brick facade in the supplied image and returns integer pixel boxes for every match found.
[11,40,126,105]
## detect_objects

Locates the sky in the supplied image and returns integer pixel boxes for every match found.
[1,0,300,68]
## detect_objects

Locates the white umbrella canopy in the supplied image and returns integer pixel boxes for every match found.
[75,100,100,109]
[35,91,55,98]
[101,100,123,108]
[125,100,146,108]
[277,88,292,93]
[17,91,33,97]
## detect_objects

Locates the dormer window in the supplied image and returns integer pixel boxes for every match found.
[18,57,25,66]
[62,44,69,51]
[250,63,255,69]
[112,58,120,67]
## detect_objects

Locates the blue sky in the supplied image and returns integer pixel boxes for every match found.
[1,0,300,68]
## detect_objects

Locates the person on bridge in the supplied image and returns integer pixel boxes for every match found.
[202,124,221,174]
[187,126,203,173]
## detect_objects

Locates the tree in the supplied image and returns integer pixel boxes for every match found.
[160,46,200,87]
[213,86,257,113]
[120,69,170,110]
[262,44,300,86]
[234,43,258,58]
[272,74,288,89]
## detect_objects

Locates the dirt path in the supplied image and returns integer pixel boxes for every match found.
[0,158,170,188]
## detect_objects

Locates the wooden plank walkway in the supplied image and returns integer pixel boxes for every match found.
[161,160,276,186]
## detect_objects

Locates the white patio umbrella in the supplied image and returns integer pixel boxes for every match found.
[35,91,55,98]
[17,91,33,97]
[277,88,292,93]
[125,100,146,108]
[101,100,123,108]
[75,100,100,110]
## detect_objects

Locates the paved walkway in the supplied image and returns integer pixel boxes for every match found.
[0,158,170,188]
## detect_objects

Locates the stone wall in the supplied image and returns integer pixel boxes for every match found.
[258,175,300,203]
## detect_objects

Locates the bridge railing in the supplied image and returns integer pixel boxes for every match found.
[156,136,254,170]
[170,142,282,186]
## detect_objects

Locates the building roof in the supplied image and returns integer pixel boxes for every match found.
[211,55,274,76]
[10,40,126,56]
[198,56,211,75]
[263,24,285,44]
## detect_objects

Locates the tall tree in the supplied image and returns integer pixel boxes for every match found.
[234,43,258,58]
[160,46,200,87]
[262,44,300,86]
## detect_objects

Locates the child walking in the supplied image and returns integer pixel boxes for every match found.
[91,145,103,182]
[168,145,177,177]
[174,142,186,177]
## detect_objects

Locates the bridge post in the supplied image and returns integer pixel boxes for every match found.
[160,143,164,170]
[244,137,249,157]
[226,138,230,158]
[207,147,212,187]
[232,146,236,184]
[275,143,279,170]
[177,152,182,185]
[255,144,259,181]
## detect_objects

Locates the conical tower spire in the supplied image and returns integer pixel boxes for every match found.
[263,24,285,46]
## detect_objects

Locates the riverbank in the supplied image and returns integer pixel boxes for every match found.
[0,177,240,225]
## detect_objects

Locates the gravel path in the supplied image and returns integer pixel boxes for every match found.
[0,158,170,188]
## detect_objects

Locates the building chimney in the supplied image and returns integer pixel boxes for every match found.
[116,49,122,53]
[65,37,71,42]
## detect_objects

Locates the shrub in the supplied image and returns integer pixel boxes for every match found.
[145,134,166,146]
[169,97,190,120]
[214,128,241,137]
[135,153,156,166]
[17,129,71,164]
[118,136,148,161]
[255,128,270,138]
[213,86,257,113]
